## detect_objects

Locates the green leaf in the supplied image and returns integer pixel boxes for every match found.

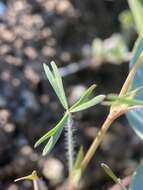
[34,112,68,148]
[51,61,68,109]
[43,62,68,109]
[129,163,143,190]
[72,146,84,185]
[106,94,143,107]
[42,124,64,156]
[70,84,96,110]
[43,63,58,94]
[74,146,84,170]
[101,163,127,190]
[70,95,105,113]
[101,163,119,184]
[128,0,143,36]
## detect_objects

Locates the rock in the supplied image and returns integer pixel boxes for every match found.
[7,184,18,190]
[24,66,40,86]
[42,158,64,185]
[0,109,11,126]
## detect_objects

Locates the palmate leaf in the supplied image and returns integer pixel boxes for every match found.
[129,163,143,190]
[43,62,68,109]
[34,113,68,148]
[70,95,105,113]
[126,37,143,139]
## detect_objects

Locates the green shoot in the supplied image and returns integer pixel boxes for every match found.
[101,163,127,190]
[35,61,105,175]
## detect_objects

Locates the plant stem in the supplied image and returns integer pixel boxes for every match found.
[118,179,128,190]
[81,111,119,172]
[66,113,74,174]
[33,180,39,190]
[81,51,143,173]
[119,51,143,96]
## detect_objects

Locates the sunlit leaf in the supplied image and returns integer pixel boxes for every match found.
[42,124,64,156]
[70,95,105,113]
[129,163,143,190]
[34,113,68,148]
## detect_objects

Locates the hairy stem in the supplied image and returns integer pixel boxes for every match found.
[66,114,74,174]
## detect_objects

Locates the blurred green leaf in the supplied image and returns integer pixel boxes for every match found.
[34,112,68,148]
[128,0,143,36]
[70,95,105,113]
[92,34,128,64]
[119,10,134,30]
[42,124,64,156]
[129,163,143,190]
[70,84,96,110]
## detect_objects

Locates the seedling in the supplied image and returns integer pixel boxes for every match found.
[34,61,105,174]
[15,1,143,189]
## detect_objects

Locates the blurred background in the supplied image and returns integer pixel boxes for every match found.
[0,0,142,189]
